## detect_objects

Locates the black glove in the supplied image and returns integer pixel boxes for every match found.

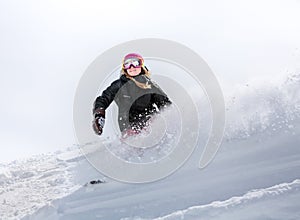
[93,108,105,135]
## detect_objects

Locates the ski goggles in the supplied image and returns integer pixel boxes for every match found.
[123,58,143,70]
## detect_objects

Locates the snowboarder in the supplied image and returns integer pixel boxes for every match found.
[92,53,172,137]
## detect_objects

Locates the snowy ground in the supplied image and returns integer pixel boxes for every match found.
[0,148,82,219]
[1,73,300,220]
[20,126,300,220]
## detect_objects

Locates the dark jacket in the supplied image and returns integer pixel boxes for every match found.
[93,73,172,132]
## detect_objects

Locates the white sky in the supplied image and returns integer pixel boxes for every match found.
[0,0,299,163]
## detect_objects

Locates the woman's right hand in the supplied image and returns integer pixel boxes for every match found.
[93,108,105,135]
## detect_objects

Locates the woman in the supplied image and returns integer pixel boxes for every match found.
[92,53,172,136]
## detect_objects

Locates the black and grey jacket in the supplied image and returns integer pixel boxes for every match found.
[93,73,172,132]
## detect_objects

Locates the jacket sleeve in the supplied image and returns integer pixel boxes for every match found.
[93,79,121,113]
[151,81,172,110]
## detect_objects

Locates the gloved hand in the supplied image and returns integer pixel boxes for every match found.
[93,108,105,135]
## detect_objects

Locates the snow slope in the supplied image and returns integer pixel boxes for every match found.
[151,179,300,220]
[23,126,300,220]
[0,148,81,219]
[1,72,300,220]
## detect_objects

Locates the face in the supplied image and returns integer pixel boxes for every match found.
[126,66,142,76]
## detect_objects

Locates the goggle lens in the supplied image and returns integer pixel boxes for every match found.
[123,58,142,69]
